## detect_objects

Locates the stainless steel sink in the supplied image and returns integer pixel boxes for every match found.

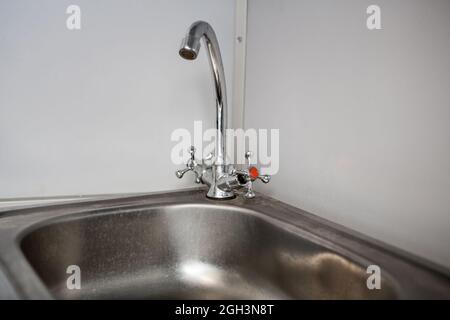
[1,189,449,299]
[19,205,395,299]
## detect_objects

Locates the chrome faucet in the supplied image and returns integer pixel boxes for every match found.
[176,21,270,199]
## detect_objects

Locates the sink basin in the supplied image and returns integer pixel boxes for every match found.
[20,204,396,299]
[1,189,449,299]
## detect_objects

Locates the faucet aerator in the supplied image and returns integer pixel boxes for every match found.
[179,36,200,60]
[179,48,197,60]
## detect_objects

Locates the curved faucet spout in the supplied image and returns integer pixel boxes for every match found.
[179,21,228,168]
[176,22,271,200]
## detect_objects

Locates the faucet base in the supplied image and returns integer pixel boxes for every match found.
[204,164,236,200]
[206,187,235,200]
[206,193,236,200]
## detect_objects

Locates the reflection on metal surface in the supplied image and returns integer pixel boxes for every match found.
[180,261,223,287]
[276,252,394,299]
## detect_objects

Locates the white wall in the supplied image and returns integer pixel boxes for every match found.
[0,0,235,198]
[245,0,450,268]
